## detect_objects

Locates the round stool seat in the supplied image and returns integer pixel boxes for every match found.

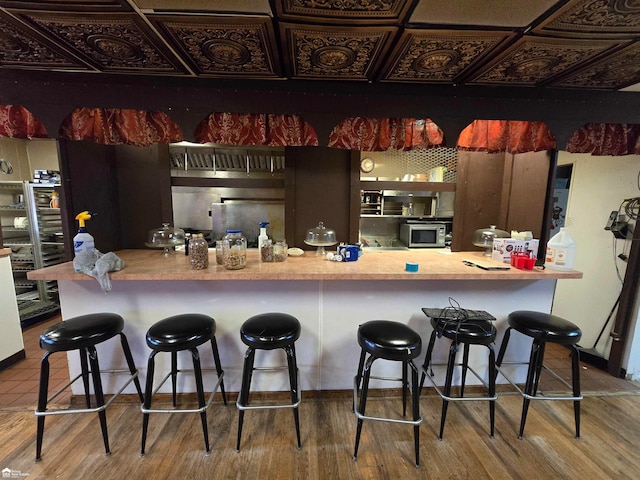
[358,320,422,361]
[240,313,301,350]
[146,313,215,352]
[430,317,497,345]
[39,313,124,352]
[508,310,582,345]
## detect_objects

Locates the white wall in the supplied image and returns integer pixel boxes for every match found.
[0,138,59,181]
[552,151,640,379]
[0,254,24,362]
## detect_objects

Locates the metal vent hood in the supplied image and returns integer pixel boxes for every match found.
[169,143,285,175]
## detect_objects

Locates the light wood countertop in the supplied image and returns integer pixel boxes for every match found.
[1,248,11,258]
[27,248,582,281]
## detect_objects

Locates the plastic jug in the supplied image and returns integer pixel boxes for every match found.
[545,227,576,271]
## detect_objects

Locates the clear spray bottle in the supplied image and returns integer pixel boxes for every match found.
[73,211,95,257]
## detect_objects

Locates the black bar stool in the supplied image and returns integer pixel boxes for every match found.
[141,313,227,455]
[236,312,301,451]
[353,320,422,468]
[35,313,144,461]
[420,308,497,439]
[495,310,582,438]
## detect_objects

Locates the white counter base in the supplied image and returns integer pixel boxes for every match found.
[58,278,553,395]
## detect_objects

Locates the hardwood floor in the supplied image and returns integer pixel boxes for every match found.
[2,391,640,479]
[2,314,640,479]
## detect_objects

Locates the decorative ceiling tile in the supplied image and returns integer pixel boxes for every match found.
[381,29,514,83]
[553,42,640,89]
[14,11,186,74]
[534,0,640,37]
[280,23,397,81]
[151,15,281,78]
[0,1,132,11]
[0,11,89,70]
[468,36,625,87]
[275,0,413,24]
[0,1,638,91]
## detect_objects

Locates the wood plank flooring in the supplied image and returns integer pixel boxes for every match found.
[2,391,640,479]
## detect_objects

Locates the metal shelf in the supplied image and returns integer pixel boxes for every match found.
[18,300,60,326]
[3,238,32,246]
[1,181,65,322]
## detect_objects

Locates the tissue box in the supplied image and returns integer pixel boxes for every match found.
[492,238,539,263]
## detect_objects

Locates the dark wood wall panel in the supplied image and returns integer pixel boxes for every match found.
[58,139,121,254]
[285,146,354,250]
[505,151,551,239]
[452,151,506,252]
[115,144,173,249]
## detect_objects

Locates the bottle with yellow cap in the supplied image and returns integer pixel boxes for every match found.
[73,211,95,257]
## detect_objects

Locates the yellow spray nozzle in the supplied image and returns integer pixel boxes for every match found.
[75,211,92,228]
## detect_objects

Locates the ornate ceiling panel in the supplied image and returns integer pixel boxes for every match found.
[553,42,640,89]
[280,23,397,81]
[13,10,186,74]
[0,10,88,70]
[150,15,280,78]
[469,36,628,87]
[274,0,414,25]
[381,29,514,83]
[0,0,638,91]
[534,0,640,37]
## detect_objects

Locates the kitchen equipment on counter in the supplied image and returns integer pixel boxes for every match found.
[304,221,337,256]
[146,223,186,257]
[472,225,509,256]
[399,222,447,248]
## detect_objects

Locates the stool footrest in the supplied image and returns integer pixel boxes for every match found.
[496,363,583,401]
[35,369,139,417]
[141,369,225,414]
[353,376,422,426]
[422,363,497,402]
[236,368,301,411]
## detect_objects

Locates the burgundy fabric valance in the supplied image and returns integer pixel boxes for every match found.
[59,108,183,147]
[327,117,444,151]
[0,105,48,139]
[566,123,640,156]
[457,120,556,154]
[194,112,319,147]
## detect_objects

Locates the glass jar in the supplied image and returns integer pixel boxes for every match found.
[222,229,247,270]
[189,233,209,270]
[260,238,274,262]
[274,241,288,262]
[215,240,224,265]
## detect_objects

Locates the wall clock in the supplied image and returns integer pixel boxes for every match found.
[360,157,375,173]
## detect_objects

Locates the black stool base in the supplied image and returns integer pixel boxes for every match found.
[35,314,143,461]
[141,314,227,456]
[236,313,302,452]
[495,311,582,439]
[419,313,497,440]
[353,320,422,468]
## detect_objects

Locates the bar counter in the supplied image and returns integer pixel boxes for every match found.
[28,248,581,395]
[29,248,581,281]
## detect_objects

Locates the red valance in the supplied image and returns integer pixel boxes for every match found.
[457,120,556,154]
[0,105,48,139]
[59,108,183,147]
[327,117,444,151]
[194,112,319,147]
[566,123,640,156]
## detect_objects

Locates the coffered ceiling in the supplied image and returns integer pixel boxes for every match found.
[0,0,639,91]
